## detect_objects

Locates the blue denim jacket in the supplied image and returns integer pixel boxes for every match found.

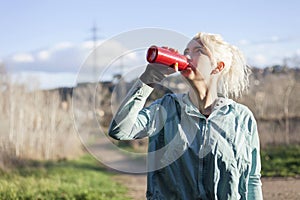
[109,80,263,200]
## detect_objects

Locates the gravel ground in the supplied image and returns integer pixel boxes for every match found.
[114,174,300,200]
[88,134,300,199]
[262,177,300,200]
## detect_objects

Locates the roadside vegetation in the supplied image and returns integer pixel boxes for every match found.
[0,154,130,200]
[261,145,300,177]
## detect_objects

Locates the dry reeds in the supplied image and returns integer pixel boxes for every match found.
[0,76,82,169]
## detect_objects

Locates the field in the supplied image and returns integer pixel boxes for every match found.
[0,145,299,199]
[0,154,130,200]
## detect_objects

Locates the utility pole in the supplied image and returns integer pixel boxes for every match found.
[92,22,98,82]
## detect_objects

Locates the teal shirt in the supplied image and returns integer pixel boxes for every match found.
[109,80,263,200]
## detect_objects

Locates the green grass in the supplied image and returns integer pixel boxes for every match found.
[261,145,300,177]
[1,145,298,199]
[0,154,131,200]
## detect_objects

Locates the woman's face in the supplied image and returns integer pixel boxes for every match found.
[183,39,212,81]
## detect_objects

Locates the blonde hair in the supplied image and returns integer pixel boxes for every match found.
[193,32,251,98]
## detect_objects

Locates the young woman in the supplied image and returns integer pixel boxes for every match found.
[109,32,263,200]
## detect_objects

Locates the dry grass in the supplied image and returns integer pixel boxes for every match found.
[0,78,83,169]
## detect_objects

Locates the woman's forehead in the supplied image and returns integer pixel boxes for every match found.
[186,39,202,49]
[185,39,210,57]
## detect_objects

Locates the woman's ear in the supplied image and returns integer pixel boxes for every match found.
[210,61,225,75]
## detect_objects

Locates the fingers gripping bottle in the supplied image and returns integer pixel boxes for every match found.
[146,45,190,71]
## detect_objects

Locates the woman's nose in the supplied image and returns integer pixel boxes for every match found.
[185,54,193,62]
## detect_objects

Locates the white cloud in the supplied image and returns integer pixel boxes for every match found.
[250,54,268,66]
[238,36,300,67]
[6,42,86,72]
[37,50,51,60]
[10,71,77,90]
[238,39,249,45]
[270,36,280,42]
[81,41,94,50]
[12,53,34,63]
[52,42,74,51]
[81,40,105,50]
[81,39,141,73]
[4,39,145,88]
[254,54,267,63]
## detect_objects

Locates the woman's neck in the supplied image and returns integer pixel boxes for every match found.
[187,78,218,116]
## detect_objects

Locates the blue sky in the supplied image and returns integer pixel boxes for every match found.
[1,0,299,88]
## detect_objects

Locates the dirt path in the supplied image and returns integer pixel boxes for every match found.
[262,177,300,200]
[113,173,147,200]
[114,173,300,200]
[86,131,300,199]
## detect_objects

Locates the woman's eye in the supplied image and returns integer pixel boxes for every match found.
[194,49,202,53]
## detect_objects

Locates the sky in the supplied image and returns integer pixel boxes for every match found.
[0,0,299,89]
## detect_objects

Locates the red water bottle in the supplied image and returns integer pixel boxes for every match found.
[146,45,190,71]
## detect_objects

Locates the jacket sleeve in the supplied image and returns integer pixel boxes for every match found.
[247,114,263,199]
[108,79,166,140]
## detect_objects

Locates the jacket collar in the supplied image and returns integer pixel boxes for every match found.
[176,93,234,118]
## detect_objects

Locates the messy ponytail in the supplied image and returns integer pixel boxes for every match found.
[193,32,251,98]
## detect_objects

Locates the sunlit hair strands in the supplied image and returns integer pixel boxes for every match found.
[193,32,251,98]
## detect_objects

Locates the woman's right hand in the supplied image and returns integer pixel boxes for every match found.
[139,63,177,86]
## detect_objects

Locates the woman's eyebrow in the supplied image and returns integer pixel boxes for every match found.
[183,48,189,53]
[194,46,208,55]
[193,46,203,51]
